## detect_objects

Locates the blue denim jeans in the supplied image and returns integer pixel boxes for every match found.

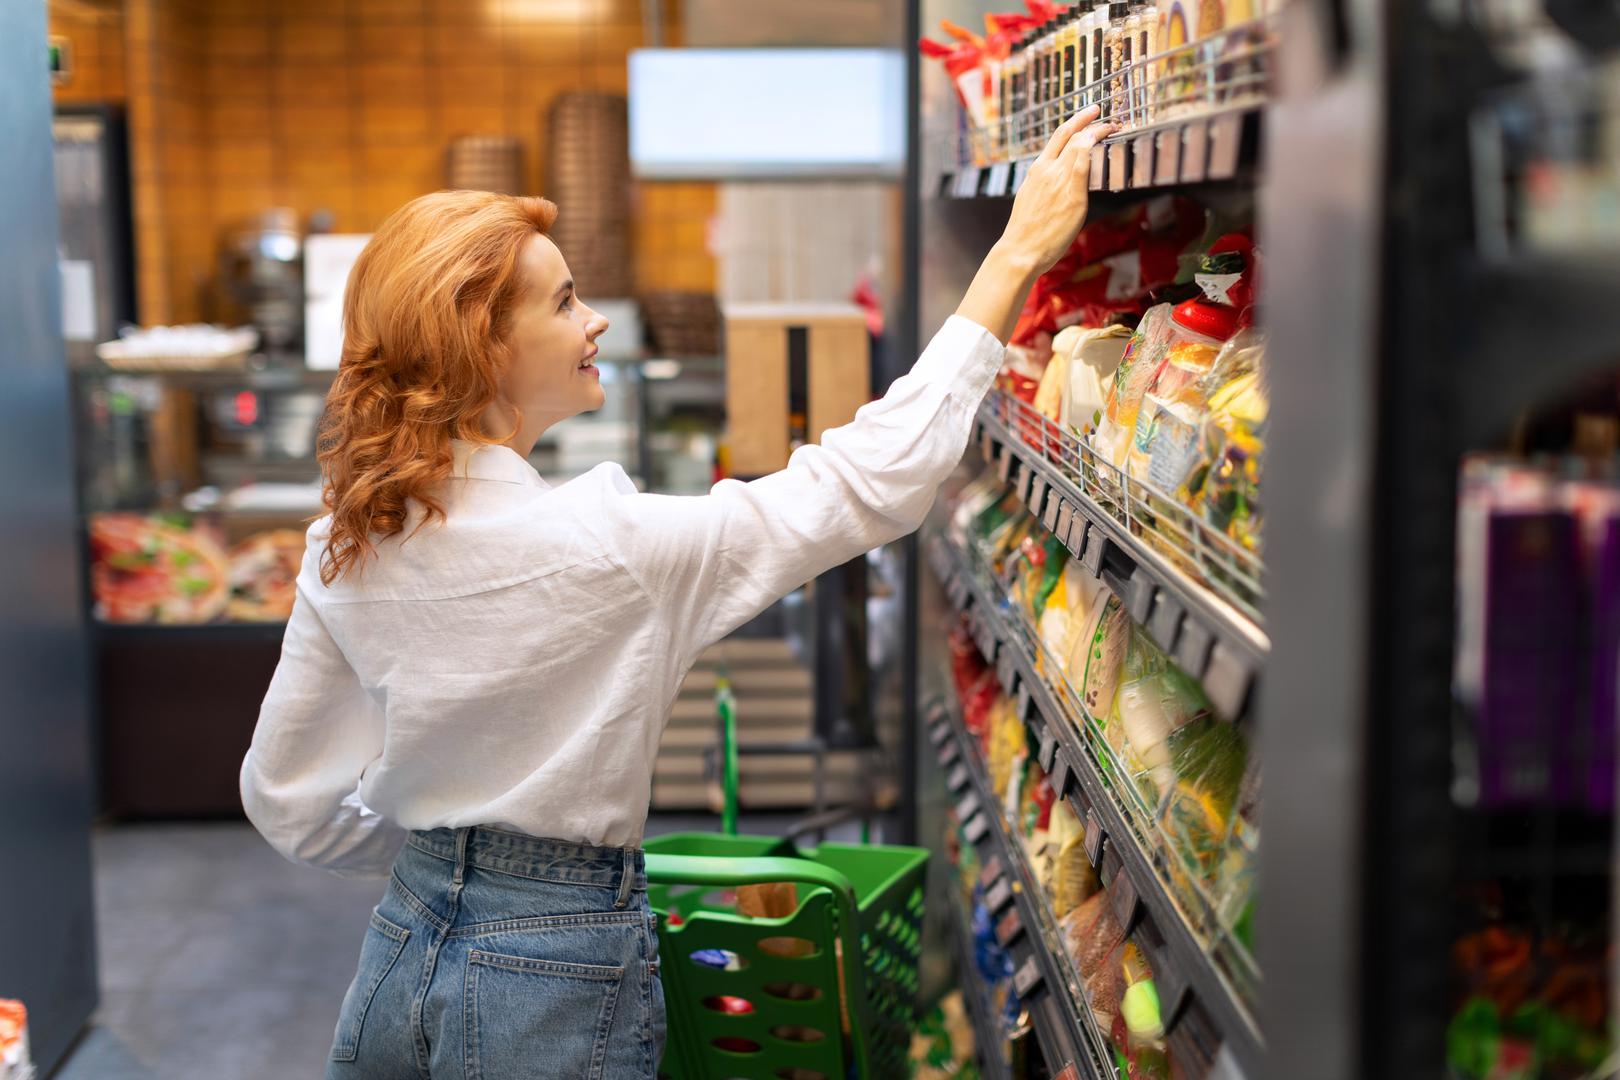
[326,827,666,1080]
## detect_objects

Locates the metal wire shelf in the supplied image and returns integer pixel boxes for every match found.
[934,692,1119,1080]
[967,534,1261,1015]
[977,392,1266,720]
[927,530,1263,1079]
[988,390,1262,624]
[936,13,1279,187]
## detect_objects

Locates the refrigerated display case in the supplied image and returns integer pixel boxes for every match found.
[907,2,1620,1078]
[73,342,726,815]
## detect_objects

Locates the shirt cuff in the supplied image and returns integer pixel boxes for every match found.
[910,314,1006,410]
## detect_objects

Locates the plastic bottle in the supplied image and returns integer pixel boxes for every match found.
[1076,6,1093,107]
[1007,33,1028,156]
[1059,10,1079,123]
[1122,3,1142,127]
[1038,19,1060,140]
[1103,2,1129,122]
[1089,1,1111,107]
[1132,0,1159,123]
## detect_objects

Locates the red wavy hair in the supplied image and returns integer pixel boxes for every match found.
[316,190,559,585]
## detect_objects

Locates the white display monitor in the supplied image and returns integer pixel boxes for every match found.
[628,48,906,179]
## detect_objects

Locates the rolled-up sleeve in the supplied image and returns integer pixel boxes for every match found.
[605,315,1004,658]
[240,584,405,878]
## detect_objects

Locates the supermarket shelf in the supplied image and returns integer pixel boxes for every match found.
[938,104,1263,201]
[71,361,336,391]
[931,698,1116,1080]
[945,893,1016,1080]
[974,398,1266,721]
[926,532,1262,1079]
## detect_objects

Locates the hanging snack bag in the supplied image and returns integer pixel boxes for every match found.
[1061,324,1135,437]
[1095,304,1177,472]
[1078,593,1131,722]
[1123,297,1236,491]
[1110,626,1216,824]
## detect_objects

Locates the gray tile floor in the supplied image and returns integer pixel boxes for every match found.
[54,813,869,1079]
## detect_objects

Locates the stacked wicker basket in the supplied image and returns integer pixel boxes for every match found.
[546,92,632,299]
[445,136,524,195]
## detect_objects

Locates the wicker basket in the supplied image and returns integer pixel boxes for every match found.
[639,291,722,356]
[547,92,631,298]
[446,135,523,194]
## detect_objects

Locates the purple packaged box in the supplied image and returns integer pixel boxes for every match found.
[1477,507,1581,809]
[1576,493,1620,814]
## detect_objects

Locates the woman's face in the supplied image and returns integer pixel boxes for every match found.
[491,233,609,448]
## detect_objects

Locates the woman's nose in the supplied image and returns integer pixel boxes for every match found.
[587,307,609,339]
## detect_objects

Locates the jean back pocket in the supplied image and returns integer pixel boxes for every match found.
[330,910,411,1062]
[464,950,624,1080]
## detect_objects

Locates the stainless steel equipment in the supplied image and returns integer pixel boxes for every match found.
[220,207,304,352]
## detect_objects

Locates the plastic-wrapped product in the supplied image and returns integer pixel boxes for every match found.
[1158,715,1249,914]
[1185,328,1269,552]
[1048,799,1103,919]
[1109,626,1216,822]
[1111,941,1171,1080]
[987,697,1026,801]
[1095,304,1177,470]
[1078,594,1131,721]
[1060,324,1135,437]
[1062,890,1126,985]
[1123,299,1232,489]
[1029,532,1071,619]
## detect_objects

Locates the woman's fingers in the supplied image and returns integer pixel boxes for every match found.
[1061,120,1119,168]
[1035,104,1103,164]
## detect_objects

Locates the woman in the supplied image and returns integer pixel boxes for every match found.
[241,106,1114,1079]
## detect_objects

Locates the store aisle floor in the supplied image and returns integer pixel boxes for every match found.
[54,813,867,1078]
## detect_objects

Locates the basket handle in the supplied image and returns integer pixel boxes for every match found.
[644,852,870,1067]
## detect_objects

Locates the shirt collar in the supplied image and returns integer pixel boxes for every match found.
[450,440,547,488]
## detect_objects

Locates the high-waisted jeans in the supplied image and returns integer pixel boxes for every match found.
[325,826,666,1080]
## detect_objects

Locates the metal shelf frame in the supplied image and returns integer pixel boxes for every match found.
[973,402,1267,721]
[929,694,1116,1080]
[926,530,1262,1079]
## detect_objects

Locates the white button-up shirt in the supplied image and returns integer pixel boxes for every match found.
[240,316,1003,877]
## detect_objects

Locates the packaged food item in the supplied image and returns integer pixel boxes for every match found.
[1062,889,1126,983]
[1058,324,1134,436]
[1112,941,1171,1079]
[988,696,1026,800]
[1029,532,1071,619]
[1096,304,1177,469]
[1122,304,1228,488]
[1078,594,1131,720]
[1158,714,1249,910]
[0,1001,30,1080]
[1155,0,1199,118]
[1109,625,1217,822]
[1048,798,1103,918]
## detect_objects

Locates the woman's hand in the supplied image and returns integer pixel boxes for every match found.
[956,106,1118,343]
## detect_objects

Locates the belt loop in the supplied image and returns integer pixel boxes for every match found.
[453,827,471,888]
[614,846,634,910]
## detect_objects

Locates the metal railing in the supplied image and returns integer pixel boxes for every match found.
[943,14,1280,172]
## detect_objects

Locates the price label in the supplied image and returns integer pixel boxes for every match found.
[1015,463,1035,504]
[1038,733,1058,772]
[1108,140,1128,192]
[1057,757,1080,800]
[1081,524,1110,577]
[1148,591,1185,655]
[1067,512,1093,564]
[1108,865,1142,928]
[985,877,1015,913]
[1125,564,1156,624]
[937,739,960,768]
[1088,144,1106,191]
[953,167,981,199]
[997,446,1014,483]
[1012,157,1032,192]
[1175,618,1214,679]
[1016,683,1032,721]
[929,720,951,746]
[985,160,1012,197]
[1027,475,1048,520]
[1204,641,1253,721]
[956,791,982,823]
[980,429,994,462]
[1132,133,1155,187]
[995,907,1025,946]
[1053,1067,1081,1080]
[963,813,989,845]
[1154,127,1181,184]
[1013,956,1043,997]
[1055,501,1075,551]
[979,855,1006,887]
[1083,810,1105,867]
[1042,493,1064,532]
[946,762,971,792]
[1208,110,1243,179]
[1180,118,1209,182]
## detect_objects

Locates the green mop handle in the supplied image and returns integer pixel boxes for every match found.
[716,675,738,837]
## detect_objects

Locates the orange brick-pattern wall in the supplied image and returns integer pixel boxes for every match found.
[49,3,128,104]
[632,182,717,293]
[122,0,715,325]
[125,0,214,326]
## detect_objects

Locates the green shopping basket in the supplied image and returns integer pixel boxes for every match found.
[644,677,930,1079]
